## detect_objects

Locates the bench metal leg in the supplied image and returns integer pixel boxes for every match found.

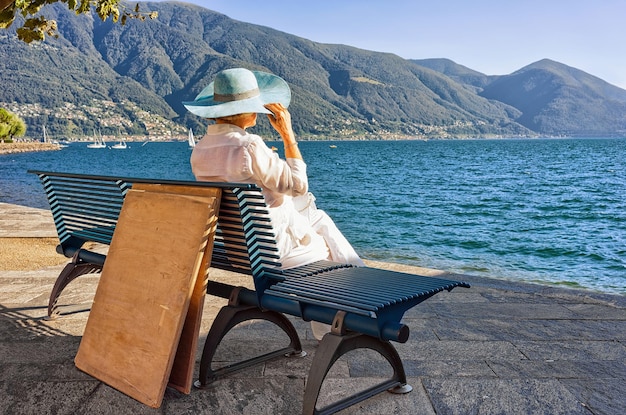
[195,303,305,388]
[302,313,412,415]
[47,254,102,319]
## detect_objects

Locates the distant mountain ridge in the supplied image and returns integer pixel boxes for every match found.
[411,58,497,90]
[1,2,625,139]
[480,59,626,135]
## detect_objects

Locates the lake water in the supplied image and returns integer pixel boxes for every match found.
[1,138,624,295]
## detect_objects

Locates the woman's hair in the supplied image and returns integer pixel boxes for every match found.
[215,113,255,123]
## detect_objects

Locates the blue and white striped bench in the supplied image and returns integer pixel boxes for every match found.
[30,170,469,415]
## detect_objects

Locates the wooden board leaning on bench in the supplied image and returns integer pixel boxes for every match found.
[30,170,470,415]
[75,186,220,407]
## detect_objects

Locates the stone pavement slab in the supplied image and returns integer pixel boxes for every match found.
[0,203,57,238]
[0,263,624,415]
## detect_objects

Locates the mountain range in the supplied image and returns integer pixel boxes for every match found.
[1,1,625,140]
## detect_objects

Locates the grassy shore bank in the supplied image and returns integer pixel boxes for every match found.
[0,142,62,155]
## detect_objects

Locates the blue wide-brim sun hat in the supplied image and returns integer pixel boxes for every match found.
[183,68,291,119]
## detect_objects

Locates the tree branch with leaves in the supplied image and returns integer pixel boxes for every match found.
[0,0,157,43]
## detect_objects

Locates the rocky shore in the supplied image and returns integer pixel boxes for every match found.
[0,142,62,155]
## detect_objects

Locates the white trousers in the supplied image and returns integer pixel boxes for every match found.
[294,192,365,340]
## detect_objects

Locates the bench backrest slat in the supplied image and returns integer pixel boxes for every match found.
[39,174,129,251]
[31,171,282,275]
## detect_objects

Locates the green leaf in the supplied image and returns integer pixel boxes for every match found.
[0,9,15,29]
[77,0,90,14]
[5,0,156,44]
[16,26,44,43]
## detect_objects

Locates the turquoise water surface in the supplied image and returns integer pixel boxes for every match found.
[1,138,624,294]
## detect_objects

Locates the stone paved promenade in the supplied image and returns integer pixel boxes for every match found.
[0,203,624,414]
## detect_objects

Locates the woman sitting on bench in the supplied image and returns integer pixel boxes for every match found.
[184,68,365,339]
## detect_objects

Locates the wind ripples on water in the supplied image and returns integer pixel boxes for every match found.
[306,138,626,294]
[1,138,624,294]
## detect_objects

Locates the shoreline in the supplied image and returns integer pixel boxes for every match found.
[0,142,62,155]
[0,201,623,304]
[3,136,624,157]
[1,234,623,308]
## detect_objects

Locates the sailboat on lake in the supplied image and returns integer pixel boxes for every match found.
[111,139,128,149]
[188,128,196,148]
[87,130,106,148]
[42,125,67,147]
[111,130,128,149]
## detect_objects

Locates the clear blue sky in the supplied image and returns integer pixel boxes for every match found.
[175,0,626,89]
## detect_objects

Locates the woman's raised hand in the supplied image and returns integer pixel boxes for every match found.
[265,103,301,159]
[265,103,293,139]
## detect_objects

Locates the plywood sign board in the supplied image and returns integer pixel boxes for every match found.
[75,188,219,408]
[132,183,221,394]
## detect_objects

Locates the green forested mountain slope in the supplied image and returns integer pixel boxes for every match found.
[1,2,624,139]
[416,58,626,136]
[411,58,496,90]
[479,59,626,135]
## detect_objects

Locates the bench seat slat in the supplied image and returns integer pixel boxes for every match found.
[291,270,462,297]
[262,264,469,313]
[270,269,460,302]
[266,280,400,309]
[264,290,378,317]
[265,275,462,311]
